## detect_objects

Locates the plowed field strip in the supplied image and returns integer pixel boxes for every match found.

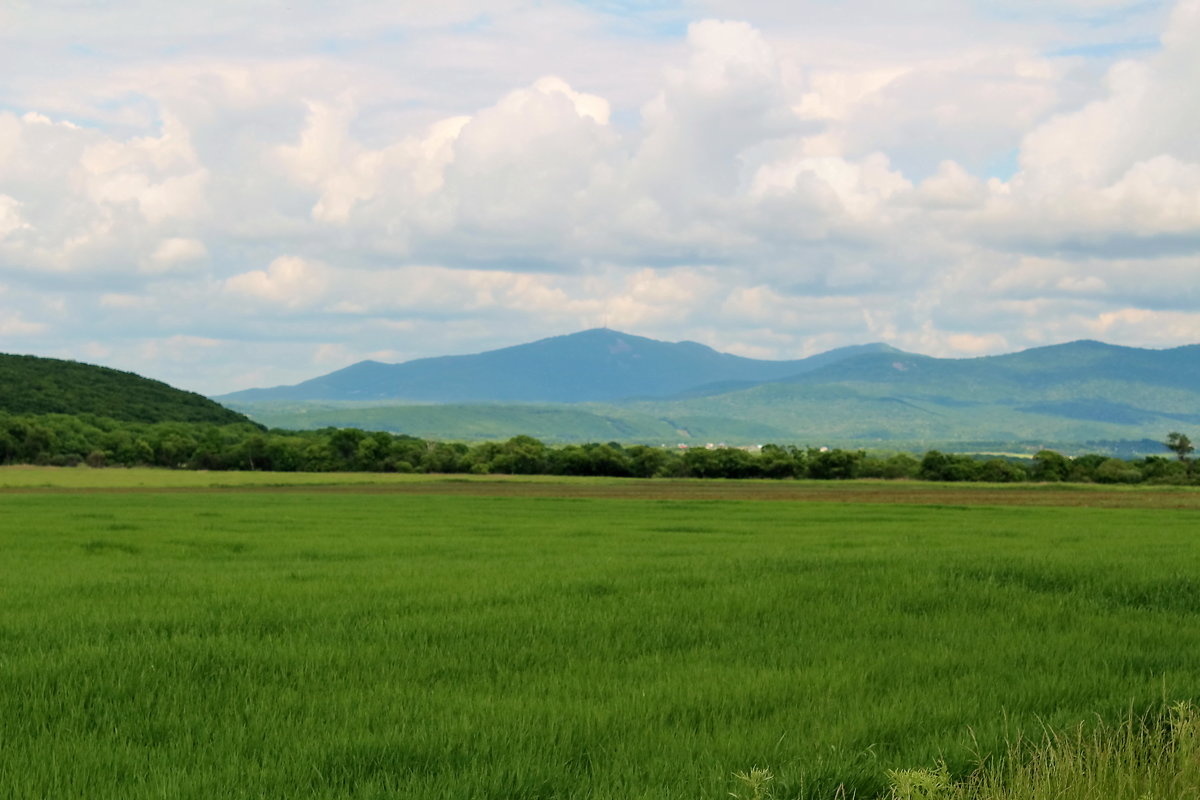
[5,474,1200,508]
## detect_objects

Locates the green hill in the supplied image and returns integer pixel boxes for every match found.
[217,329,893,405]
[225,338,1200,450]
[0,353,251,425]
[240,402,795,444]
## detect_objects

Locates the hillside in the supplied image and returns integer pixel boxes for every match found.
[224,334,1200,449]
[237,402,797,444]
[218,329,894,405]
[0,353,252,425]
[775,340,1200,399]
[623,340,1200,445]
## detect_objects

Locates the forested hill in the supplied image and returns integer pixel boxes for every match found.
[0,353,251,425]
[223,335,1200,447]
[218,328,896,404]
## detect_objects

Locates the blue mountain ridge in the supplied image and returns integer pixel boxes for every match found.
[217,328,899,404]
[217,331,1200,446]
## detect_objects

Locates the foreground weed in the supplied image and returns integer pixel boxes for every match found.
[729,767,775,800]
[888,702,1200,800]
[887,762,952,799]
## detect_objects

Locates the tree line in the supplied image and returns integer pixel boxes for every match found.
[1,411,1196,484]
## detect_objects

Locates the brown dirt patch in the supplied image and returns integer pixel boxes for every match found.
[8,476,1200,509]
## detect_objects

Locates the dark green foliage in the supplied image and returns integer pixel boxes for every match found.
[861,452,921,479]
[1068,453,1110,482]
[1166,431,1195,460]
[2,410,1197,487]
[919,452,1035,483]
[806,447,865,480]
[1032,449,1070,481]
[1139,455,1189,484]
[1094,457,1144,484]
[977,458,1028,483]
[680,446,749,479]
[1165,432,1196,482]
[625,444,670,478]
[491,435,550,474]
[549,442,636,477]
[920,450,978,481]
[755,444,800,478]
[0,353,250,424]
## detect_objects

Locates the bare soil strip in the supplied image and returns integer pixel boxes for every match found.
[5,472,1200,508]
[277,479,1200,507]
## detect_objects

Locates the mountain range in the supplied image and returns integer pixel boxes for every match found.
[217,329,1200,451]
[219,329,896,405]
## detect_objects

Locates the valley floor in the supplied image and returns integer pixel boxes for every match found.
[5,465,1200,508]
[3,470,1198,798]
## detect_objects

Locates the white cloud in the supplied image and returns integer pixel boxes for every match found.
[750,151,912,222]
[632,20,796,203]
[974,0,1200,245]
[224,256,330,309]
[914,161,988,209]
[100,293,155,309]
[0,109,213,276]
[78,113,209,223]
[144,237,209,273]
[0,310,46,335]
[0,0,1197,393]
[1088,308,1200,342]
[799,49,1064,178]
[0,195,30,239]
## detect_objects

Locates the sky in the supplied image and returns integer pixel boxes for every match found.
[1,0,1197,395]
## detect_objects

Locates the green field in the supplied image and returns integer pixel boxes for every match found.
[3,470,1200,798]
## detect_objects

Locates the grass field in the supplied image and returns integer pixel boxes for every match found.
[3,469,1200,798]
[7,465,1200,508]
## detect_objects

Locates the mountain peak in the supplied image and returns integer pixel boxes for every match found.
[212,330,1200,447]
[217,329,876,405]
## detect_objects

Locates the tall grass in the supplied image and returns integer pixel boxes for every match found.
[3,491,1200,798]
[886,701,1200,799]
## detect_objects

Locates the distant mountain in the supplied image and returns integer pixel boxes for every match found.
[621,339,1200,445]
[218,329,897,405]
[238,403,798,444]
[220,332,1200,450]
[0,353,252,425]
[776,340,1200,395]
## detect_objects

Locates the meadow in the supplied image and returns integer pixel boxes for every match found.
[3,469,1200,798]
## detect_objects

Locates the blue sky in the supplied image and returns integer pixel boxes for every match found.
[0,0,1197,394]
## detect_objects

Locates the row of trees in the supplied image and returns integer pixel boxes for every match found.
[1,412,1196,484]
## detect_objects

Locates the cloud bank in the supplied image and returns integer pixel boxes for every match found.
[0,0,1195,393]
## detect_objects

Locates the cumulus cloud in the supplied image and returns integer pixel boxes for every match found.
[0,0,1197,393]
[144,237,208,273]
[224,256,330,310]
[0,310,47,336]
[0,195,29,239]
[0,109,211,277]
[915,161,988,210]
[78,113,208,223]
[975,0,1200,247]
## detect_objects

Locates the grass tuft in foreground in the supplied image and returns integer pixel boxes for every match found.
[884,701,1200,800]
